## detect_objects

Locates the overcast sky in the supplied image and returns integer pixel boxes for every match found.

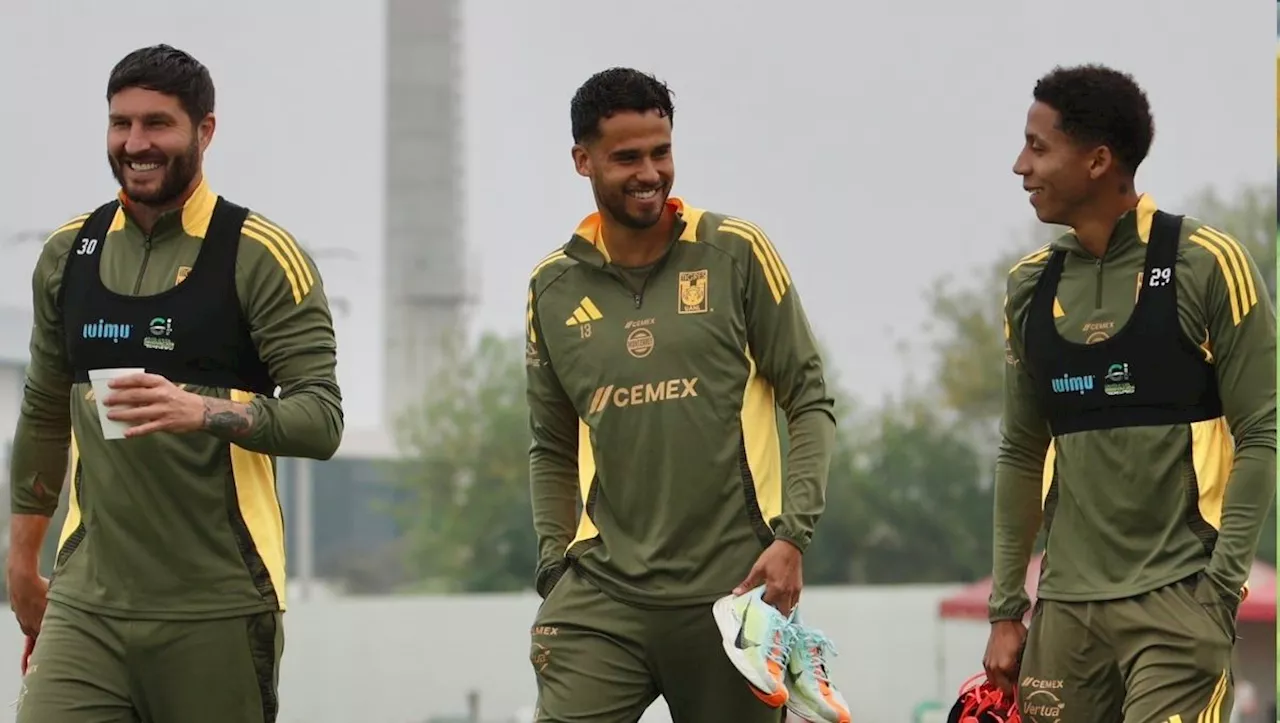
[0,0,1272,433]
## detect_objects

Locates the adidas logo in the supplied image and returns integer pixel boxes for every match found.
[565,297,603,326]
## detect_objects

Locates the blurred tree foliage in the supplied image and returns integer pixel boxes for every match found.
[385,182,1276,593]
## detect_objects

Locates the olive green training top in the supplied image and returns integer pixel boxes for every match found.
[527,199,837,608]
[10,179,344,620]
[989,194,1276,621]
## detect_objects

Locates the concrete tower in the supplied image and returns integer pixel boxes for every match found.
[382,0,469,429]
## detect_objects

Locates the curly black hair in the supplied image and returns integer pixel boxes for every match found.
[107,44,215,123]
[570,67,674,144]
[1033,64,1154,176]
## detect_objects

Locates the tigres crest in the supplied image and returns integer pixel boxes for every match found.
[678,269,708,314]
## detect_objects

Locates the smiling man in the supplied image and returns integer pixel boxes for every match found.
[5,45,343,723]
[983,64,1276,723]
[524,67,846,722]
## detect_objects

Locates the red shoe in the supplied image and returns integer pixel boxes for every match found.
[946,673,1019,723]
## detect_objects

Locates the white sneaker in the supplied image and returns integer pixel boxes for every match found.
[711,585,797,708]
[785,616,851,722]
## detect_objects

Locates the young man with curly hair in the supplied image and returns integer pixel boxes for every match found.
[983,64,1276,723]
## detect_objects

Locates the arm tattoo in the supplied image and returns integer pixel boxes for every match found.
[201,398,255,437]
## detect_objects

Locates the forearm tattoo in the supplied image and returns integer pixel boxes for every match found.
[201,398,255,437]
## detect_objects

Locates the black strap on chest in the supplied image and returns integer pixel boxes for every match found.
[60,197,277,396]
[56,201,119,310]
[1023,210,1222,436]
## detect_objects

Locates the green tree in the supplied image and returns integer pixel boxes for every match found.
[802,345,998,585]
[387,330,1001,591]
[804,401,994,584]
[797,426,869,585]
[792,367,870,586]
[392,333,537,593]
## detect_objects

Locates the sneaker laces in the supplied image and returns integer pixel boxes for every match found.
[763,614,799,669]
[795,627,838,683]
[954,673,1019,723]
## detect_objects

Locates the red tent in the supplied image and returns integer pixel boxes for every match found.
[938,555,1276,623]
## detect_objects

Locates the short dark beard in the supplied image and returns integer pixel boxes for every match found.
[597,183,666,230]
[108,135,200,208]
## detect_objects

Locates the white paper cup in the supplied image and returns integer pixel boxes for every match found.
[89,368,145,440]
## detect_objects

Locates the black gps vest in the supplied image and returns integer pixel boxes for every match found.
[59,198,277,396]
[1024,211,1222,437]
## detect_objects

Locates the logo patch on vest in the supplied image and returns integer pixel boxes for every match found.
[1103,362,1135,396]
[1051,373,1093,395]
[144,317,175,351]
[81,319,132,344]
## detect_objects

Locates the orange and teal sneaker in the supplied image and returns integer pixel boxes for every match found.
[785,621,852,722]
[712,585,796,708]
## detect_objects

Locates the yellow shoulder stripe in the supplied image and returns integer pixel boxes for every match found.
[246,215,314,288]
[241,215,314,305]
[718,218,791,304]
[1188,226,1258,326]
[526,288,538,344]
[530,250,567,279]
[526,250,571,344]
[47,213,91,243]
[1008,245,1051,275]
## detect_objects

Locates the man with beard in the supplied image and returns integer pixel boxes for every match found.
[5,44,343,722]
[524,68,847,722]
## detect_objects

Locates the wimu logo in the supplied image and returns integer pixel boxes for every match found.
[1051,373,1093,395]
[82,319,133,344]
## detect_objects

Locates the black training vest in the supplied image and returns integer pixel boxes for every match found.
[1024,210,1222,436]
[60,197,277,396]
